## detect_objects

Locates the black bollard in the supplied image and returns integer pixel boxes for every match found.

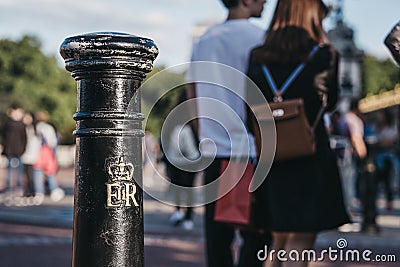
[60,32,158,267]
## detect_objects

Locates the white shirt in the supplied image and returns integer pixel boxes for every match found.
[345,112,367,158]
[167,124,200,166]
[345,112,364,139]
[21,125,42,164]
[186,19,265,157]
[36,121,58,149]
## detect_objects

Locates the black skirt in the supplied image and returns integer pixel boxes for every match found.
[261,140,350,232]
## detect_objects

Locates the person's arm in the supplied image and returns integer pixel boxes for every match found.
[384,21,400,65]
[181,125,200,160]
[347,114,367,159]
[21,123,27,154]
[1,122,5,147]
[185,83,199,138]
[351,134,367,159]
[1,122,7,155]
[319,46,339,111]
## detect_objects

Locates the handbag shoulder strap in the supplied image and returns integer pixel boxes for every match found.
[261,45,320,101]
[262,44,327,131]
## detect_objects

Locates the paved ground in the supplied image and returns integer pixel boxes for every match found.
[0,167,400,266]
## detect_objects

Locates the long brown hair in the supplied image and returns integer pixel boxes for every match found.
[252,0,329,64]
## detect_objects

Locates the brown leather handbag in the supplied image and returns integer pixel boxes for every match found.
[252,45,326,162]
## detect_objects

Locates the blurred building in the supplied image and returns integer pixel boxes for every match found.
[327,0,364,112]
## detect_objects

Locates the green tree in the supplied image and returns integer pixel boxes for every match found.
[0,35,76,144]
[141,67,185,137]
[361,55,399,96]
[0,35,188,143]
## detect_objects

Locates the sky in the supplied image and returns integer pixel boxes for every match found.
[0,0,399,68]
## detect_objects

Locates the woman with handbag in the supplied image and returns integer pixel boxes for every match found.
[247,0,350,266]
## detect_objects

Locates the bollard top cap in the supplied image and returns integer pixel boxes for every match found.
[59,32,158,76]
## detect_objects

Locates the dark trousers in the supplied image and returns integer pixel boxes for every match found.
[23,164,35,196]
[377,157,394,203]
[357,158,378,226]
[204,158,270,267]
[166,162,195,220]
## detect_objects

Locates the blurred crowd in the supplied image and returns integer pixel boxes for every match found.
[0,103,64,205]
[328,100,400,233]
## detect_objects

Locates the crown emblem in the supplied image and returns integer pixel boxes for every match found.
[107,157,134,182]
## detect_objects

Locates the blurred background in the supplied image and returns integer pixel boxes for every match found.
[0,0,399,139]
[0,0,400,266]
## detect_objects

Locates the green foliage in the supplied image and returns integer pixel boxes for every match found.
[0,35,188,142]
[361,55,399,96]
[0,35,76,144]
[142,67,186,137]
[3,35,399,143]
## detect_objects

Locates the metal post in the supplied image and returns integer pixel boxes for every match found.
[60,32,158,267]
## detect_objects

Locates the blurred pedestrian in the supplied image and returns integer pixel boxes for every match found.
[21,112,42,197]
[374,109,399,211]
[327,111,348,160]
[337,99,368,206]
[185,0,270,266]
[143,129,160,181]
[164,90,200,230]
[341,99,380,233]
[247,0,349,265]
[384,20,400,65]
[341,100,368,160]
[33,110,64,202]
[1,103,27,193]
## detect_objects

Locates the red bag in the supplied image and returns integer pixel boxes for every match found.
[33,145,58,175]
[214,160,258,230]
